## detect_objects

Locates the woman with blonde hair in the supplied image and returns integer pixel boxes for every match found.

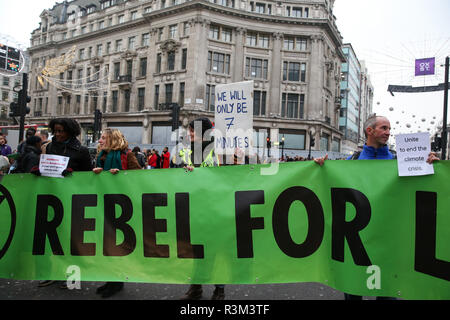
[93,128,141,174]
[93,128,141,298]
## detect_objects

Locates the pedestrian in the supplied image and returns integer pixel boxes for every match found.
[0,133,12,157]
[148,149,158,169]
[37,118,93,288]
[132,146,147,169]
[93,128,141,298]
[160,146,170,169]
[178,117,225,300]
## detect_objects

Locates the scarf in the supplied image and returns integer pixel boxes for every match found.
[96,150,123,171]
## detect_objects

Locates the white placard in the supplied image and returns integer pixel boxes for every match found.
[39,154,70,178]
[214,80,254,155]
[395,132,434,177]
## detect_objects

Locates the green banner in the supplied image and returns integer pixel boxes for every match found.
[0,161,449,300]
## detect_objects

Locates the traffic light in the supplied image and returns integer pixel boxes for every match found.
[9,102,20,117]
[266,137,271,149]
[431,135,442,152]
[171,103,180,131]
[18,89,31,115]
[310,137,315,148]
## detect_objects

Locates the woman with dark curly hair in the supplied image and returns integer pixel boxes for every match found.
[37,118,93,288]
[44,118,93,172]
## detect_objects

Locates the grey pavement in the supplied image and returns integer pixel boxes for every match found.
[0,279,371,300]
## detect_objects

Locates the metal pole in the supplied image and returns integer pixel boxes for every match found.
[18,73,28,144]
[442,57,449,160]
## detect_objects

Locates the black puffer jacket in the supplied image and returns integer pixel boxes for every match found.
[21,144,42,173]
[45,137,93,172]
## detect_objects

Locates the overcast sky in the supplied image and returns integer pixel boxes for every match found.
[1,0,449,138]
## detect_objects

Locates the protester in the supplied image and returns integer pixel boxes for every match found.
[342,114,437,299]
[37,129,50,153]
[37,118,93,288]
[0,133,12,157]
[160,147,170,169]
[148,149,159,169]
[93,128,141,298]
[44,118,93,172]
[177,117,225,300]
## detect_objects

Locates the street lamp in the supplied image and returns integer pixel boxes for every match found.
[280,135,285,160]
[308,130,315,160]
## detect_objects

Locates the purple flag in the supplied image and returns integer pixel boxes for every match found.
[415,57,435,76]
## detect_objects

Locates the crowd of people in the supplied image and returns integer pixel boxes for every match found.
[0,115,440,300]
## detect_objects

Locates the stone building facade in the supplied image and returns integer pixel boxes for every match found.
[28,0,346,158]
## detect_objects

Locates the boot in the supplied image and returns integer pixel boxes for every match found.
[96,282,124,298]
[211,286,225,300]
[180,284,203,300]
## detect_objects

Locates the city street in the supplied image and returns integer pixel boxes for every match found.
[0,279,350,300]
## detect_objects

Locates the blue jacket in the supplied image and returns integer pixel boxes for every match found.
[346,144,395,160]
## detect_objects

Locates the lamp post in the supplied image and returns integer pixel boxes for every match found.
[280,136,285,160]
[308,130,315,160]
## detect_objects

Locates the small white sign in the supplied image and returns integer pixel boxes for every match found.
[395,132,434,177]
[214,80,254,155]
[39,154,70,178]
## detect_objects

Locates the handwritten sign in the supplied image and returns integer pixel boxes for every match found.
[395,132,434,177]
[39,154,69,178]
[214,81,254,155]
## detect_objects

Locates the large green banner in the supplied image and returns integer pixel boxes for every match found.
[0,161,448,300]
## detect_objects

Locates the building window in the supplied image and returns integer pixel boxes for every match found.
[246,33,257,46]
[283,62,306,82]
[114,62,120,80]
[128,36,136,50]
[138,88,145,111]
[183,22,190,36]
[124,89,131,112]
[79,48,85,60]
[246,33,269,48]
[165,83,173,104]
[156,53,161,73]
[115,39,122,52]
[142,33,150,46]
[281,93,305,119]
[179,82,185,106]
[140,58,147,77]
[209,25,220,40]
[253,90,266,116]
[207,51,231,74]
[154,85,160,109]
[320,133,329,151]
[118,15,125,24]
[112,90,118,112]
[169,25,177,39]
[205,84,215,111]
[332,137,341,152]
[97,44,103,56]
[167,51,175,71]
[181,48,187,70]
[245,57,268,79]
[284,36,307,51]
[131,11,137,20]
